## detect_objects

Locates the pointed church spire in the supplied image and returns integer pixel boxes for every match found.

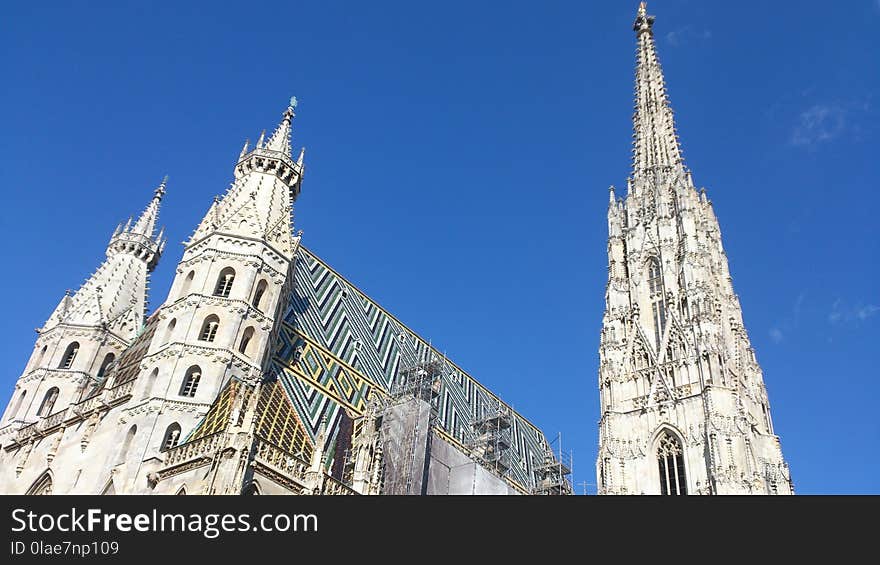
[632,2,684,178]
[130,176,167,237]
[265,97,297,156]
[43,181,167,338]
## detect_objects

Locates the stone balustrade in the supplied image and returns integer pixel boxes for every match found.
[163,431,224,467]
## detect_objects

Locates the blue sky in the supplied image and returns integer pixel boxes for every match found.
[1,1,878,494]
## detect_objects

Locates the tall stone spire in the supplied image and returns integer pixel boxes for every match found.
[264,97,296,155]
[130,176,167,237]
[44,181,167,340]
[188,99,304,257]
[596,4,792,496]
[631,2,684,179]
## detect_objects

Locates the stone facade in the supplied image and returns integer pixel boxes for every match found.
[0,101,568,496]
[595,3,793,495]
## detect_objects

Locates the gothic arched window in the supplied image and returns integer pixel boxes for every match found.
[9,389,27,422]
[647,258,667,348]
[161,423,182,451]
[239,326,255,356]
[35,345,48,367]
[180,270,195,299]
[143,368,159,399]
[60,342,80,369]
[97,353,116,379]
[657,431,687,495]
[26,471,53,495]
[37,387,59,417]
[180,366,201,398]
[252,279,268,310]
[213,267,236,298]
[647,257,663,294]
[164,318,177,344]
[118,425,137,465]
[199,315,220,342]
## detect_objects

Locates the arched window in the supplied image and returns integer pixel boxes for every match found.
[97,353,116,379]
[161,423,182,451]
[60,342,80,369]
[164,318,177,344]
[8,390,26,421]
[213,267,236,298]
[35,345,48,367]
[239,327,255,356]
[657,431,687,495]
[142,368,159,399]
[199,315,220,342]
[648,258,663,294]
[118,425,137,465]
[37,387,59,417]
[180,366,201,398]
[176,486,187,495]
[245,481,260,495]
[26,471,53,495]
[252,280,268,310]
[179,270,195,299]
[647,259,666,348]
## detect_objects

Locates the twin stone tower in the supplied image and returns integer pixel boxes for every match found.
[0,3,792,496]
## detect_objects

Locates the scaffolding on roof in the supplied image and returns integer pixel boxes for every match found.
[532,432,574,495]
[468,400,514,476]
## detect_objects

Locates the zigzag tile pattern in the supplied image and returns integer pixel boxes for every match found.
[268,246,552,491]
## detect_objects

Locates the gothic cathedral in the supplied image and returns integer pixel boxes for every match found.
[0,3,793,497]
[595,4,793,495]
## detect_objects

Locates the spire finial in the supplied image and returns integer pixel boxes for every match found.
[297,146,305,166]
[154,175,168,199]
[239,138,250,160]
[256,129,266,148]
[265,97,297,155]
[631,2,684,180]
[634,1,654,33]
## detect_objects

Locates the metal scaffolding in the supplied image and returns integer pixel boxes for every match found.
[469,402,513,476]
[379,356,443,494]
[532,432,574,495]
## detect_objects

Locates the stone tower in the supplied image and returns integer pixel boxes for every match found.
[1,181,166,429]
[595,3,793,495]
[119,100,305,492]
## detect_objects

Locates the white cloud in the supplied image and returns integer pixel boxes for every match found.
[856,304,880,320]
[769,328,784,343]
[791,104,847,147]
[829,299,880,324]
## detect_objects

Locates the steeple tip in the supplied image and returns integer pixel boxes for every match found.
[265,96,298,155]
[634,1,654,33]
[155,175,168,199]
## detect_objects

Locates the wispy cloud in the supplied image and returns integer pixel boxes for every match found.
[768,290,807,345]
[769,328,784,343]
[791,104,847,147]
[829,299,880,324]
[665,26,712,47]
